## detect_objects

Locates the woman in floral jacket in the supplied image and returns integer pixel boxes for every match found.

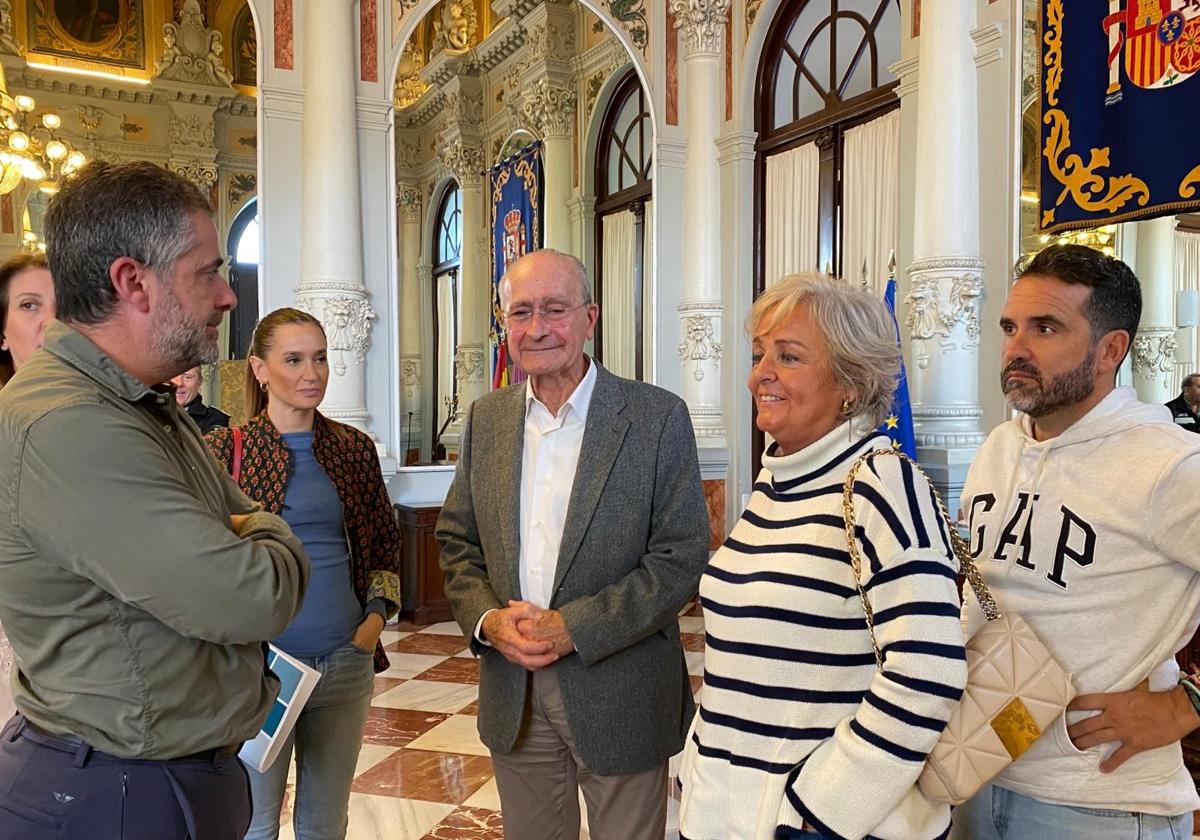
[206,307,400,840]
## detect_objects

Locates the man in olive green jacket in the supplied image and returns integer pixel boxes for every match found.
[0,162,308,840]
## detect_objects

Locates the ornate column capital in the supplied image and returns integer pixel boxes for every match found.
[168,159,218,192]
[521,79,577,138]
[439,140,484,187]
[669,0,731,57]
[903,258,985,369]
[153,0,233,87]
[294,292,378,378]
[454,345,486,388]
[397,185,423,221]
[1133,327,1178,390]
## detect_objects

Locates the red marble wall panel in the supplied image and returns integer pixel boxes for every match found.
[666,6,679,126]
[275,0,294,70]
[725,5,733,121]
[361,0,379,82]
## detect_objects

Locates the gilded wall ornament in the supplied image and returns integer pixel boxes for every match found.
[155,0,233,87]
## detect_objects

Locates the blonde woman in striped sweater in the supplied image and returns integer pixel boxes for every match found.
[679,274,967,840]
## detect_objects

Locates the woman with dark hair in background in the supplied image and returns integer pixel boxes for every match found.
[205,307,401,840]
[0,252,55,722]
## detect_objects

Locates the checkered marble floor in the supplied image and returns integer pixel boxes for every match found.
[273,603,706,839]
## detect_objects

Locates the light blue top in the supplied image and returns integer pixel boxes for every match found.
[273,431,364,658]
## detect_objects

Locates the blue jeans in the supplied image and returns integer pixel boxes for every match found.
[951,783,1193,840]
[244,640,375,840]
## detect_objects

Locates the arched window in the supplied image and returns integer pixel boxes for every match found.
[227,199,259,359]
[753,0,900,466]
[431,182,462,455]
[595,69,652,380]
[755,0,900,287]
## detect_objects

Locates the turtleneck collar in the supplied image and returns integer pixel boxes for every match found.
[761,417,889,489]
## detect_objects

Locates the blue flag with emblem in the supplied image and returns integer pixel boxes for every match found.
[489,141,543,389]
[1037,0,1200,234]
[880,275,917,459]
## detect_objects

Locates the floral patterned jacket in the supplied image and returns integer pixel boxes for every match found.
[206,412,401,672]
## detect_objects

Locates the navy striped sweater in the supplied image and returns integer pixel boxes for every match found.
[678,423,967,840]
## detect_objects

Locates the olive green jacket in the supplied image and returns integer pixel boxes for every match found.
[0,321,308,759]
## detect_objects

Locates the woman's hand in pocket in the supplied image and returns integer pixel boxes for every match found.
[352,613,386,653]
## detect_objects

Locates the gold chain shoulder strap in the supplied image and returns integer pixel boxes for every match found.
[841,448,1002,672]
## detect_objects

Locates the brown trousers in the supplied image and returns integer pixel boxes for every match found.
[489,668,668,840]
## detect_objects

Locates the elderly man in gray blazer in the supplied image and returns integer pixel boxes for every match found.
[437,249,709,840]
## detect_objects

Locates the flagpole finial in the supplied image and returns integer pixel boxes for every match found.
[860,258,869,289]
[888,250,897,277]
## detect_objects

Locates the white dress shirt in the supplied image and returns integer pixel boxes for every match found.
[473,359,597,641]
[518,359,597,608]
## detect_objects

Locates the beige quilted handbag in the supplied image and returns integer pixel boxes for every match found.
[842,449,1075,806]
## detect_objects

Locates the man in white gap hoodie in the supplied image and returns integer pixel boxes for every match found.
[951,244,1200,840]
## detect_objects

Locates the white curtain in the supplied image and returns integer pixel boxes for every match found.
[436,272,456,434]
[642,199,653,376]
[843,109,900,296]
[1174,230,1200,386]
[764,143,820,286]
[602,210,636,379]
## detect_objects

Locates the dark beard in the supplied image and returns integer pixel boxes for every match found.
[1001,347,1096,418]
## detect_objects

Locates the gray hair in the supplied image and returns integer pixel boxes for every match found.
[747,273,901,427]
[1184,373,1200,389]
[44,160,212,325]
[500,248,592,307]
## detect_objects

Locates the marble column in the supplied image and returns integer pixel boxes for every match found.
[522,79,576,253]
[439,141,488,451]
[905,0,984,513]
[1132,216,1178,404]
[397,185,424,463]
[670,0,730,448]
[295,0,375,431]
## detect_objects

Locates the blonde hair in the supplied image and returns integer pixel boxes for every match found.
[747,273,900,427]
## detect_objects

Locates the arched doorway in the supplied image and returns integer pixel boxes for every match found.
[431,181,462,458]
[752,0,901,465]
[227,198,260,359]
[594,68,653,381]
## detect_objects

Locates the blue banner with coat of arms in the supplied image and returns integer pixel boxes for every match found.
[489,142,543,390]
[1038,0,1200,234]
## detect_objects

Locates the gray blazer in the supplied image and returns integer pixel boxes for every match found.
[436,363,709,776]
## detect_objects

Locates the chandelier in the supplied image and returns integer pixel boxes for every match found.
[1038,224,1117,257]
[0,66,84,196]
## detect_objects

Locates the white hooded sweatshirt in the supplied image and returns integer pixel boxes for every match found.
[961,387,1200,815]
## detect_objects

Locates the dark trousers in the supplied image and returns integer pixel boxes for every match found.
[0,715,251,839]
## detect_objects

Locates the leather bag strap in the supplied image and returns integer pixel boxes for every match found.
[231,426,243,484]
[842,448,1002,672]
